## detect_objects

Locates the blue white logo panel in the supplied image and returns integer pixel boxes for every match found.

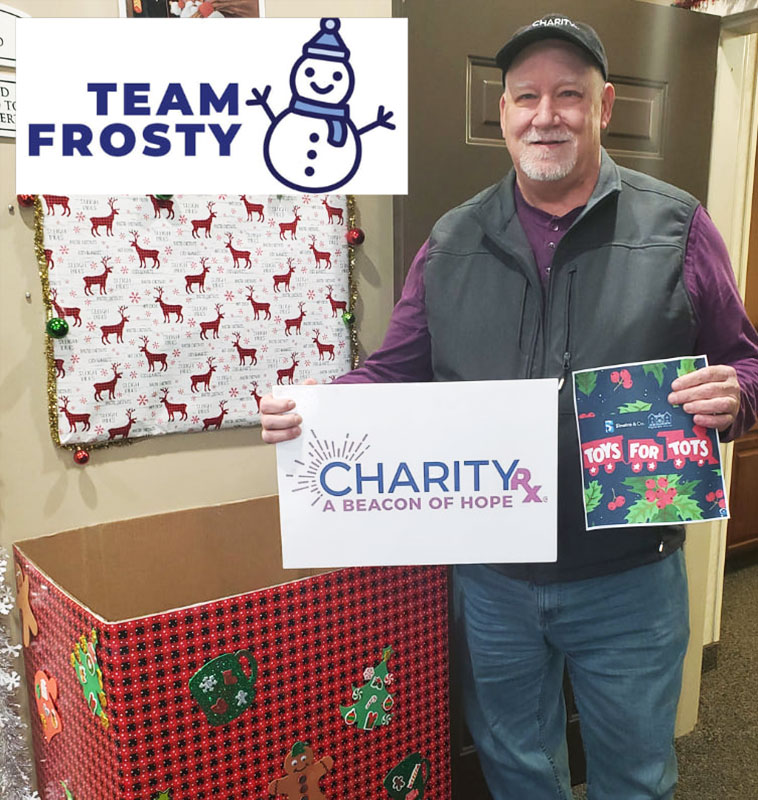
[274,381,558,569]
[16,18,407,194]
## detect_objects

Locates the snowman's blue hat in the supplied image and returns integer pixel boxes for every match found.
[303,18,350,61]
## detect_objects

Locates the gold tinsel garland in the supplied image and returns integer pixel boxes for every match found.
[36,195,361,452]
[346,194,360,370]
[33,195,65,450]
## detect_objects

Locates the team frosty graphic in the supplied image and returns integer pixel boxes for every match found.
[247,18,395,193]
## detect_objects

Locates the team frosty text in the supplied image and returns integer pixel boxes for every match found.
[28,83,243,158]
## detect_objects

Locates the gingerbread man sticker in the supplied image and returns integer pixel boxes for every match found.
[269,741,333,800]
[16,564,38,647]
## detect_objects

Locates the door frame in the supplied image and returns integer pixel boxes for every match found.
[700,12,758,652]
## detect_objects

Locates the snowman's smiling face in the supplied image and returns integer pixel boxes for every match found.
[292,56,355,104]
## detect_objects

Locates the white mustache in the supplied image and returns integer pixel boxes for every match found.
[522,130,575,144]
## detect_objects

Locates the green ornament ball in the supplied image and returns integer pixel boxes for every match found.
[46,317,69,339]
[342,311,356,326]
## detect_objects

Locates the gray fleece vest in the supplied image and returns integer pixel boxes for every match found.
[425,151,699,582]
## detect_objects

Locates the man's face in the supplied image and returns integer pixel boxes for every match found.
[500,40,614,186]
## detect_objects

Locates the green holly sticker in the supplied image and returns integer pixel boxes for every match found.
[340,646,395,730]
[69,629,108,729]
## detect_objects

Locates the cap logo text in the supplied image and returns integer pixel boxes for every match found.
[532,18,579,29]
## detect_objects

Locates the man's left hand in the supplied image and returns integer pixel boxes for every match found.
[668,365,741,431]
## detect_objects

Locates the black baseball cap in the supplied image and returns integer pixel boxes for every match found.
[495,14,608,83]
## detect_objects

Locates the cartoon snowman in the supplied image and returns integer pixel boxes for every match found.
[247,18,395,193]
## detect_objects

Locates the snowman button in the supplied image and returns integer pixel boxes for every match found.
[309,133,319,142]
[305,167,315,176]
[307,150,317,160]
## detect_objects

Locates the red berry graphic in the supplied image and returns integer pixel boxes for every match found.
[658,477,668,488]
[610,371,620,383]
[607,501,617,510]
[656,500,665,509]
[615,495,626,507]
[620,369,631,381]
[705,492,716,503]
[718,499,726,509]
[645,490,656,502]
[716,490,724,499]
[645,479,656,489]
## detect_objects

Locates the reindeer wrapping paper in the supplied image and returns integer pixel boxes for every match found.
[36,193,354,448]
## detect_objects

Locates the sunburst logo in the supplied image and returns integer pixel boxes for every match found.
[286,429,371,506]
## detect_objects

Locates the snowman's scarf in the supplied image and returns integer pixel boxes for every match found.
[290,96,349,147]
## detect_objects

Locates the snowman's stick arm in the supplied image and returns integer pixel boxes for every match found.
[358,105,395,136]
[245,86,275,123]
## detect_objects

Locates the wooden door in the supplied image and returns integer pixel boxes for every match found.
[392,0,720,794]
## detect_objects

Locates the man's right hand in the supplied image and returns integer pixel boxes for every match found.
[259,379,315,443]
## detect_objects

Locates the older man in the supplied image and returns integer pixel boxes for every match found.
[262,15,758,800]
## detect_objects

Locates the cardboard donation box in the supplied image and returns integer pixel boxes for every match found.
[14,497,450,800]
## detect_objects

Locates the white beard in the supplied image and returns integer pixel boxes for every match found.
[517,131,578,182]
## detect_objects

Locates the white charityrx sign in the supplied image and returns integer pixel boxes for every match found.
[16,17,406,194]
[275,381,558,568]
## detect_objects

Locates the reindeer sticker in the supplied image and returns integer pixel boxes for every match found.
[240,195,265,222]
[191,201,216,238]
[224,232,252,269]
[147,194,175,219]
[130,231,161,269]
[159,388,188,421]
[93,363,122,401]
[83,256,112,296]
[190,357,216,392]
[284,302,306,336]
[100,307,129,344]
[309,235,332,269]
[273,258,296,293]
[246,286,272,319]
[232,332,258,365]
[90,198,118,237]
[199,304,224,340]
[155,287,184,323]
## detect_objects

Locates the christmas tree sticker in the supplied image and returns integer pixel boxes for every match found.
[70,628,108,729]
[339,645,395,730]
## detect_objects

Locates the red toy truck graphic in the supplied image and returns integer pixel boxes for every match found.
[582,427,718,476]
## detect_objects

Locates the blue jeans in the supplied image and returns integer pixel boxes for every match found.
[454,551,689,800]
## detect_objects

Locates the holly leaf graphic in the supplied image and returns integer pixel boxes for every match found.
[677,358,698,378]
[618,400,652,414]
[712,468,722,477]
[625,497,658,524]
[576,371,597,397]
[622,476,652,496]
[643,362,666,387]
[677,479,700,496]
[654,503,683,524]
[671,494,704,521]
[584,480,603,513]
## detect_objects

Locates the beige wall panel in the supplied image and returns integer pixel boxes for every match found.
[0,0,394,550]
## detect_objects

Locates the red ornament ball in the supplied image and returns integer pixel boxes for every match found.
[347,227,365,246]
[73,448,90,466]
[16,194,36,207]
